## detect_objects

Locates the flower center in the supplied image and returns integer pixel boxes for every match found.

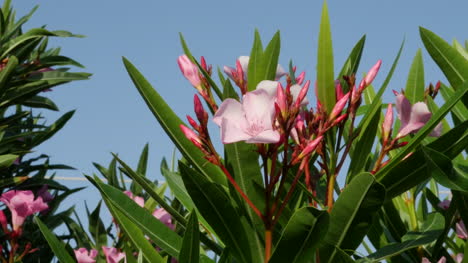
[246,121,265,136]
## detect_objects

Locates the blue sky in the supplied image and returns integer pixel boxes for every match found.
[11,0,468,222]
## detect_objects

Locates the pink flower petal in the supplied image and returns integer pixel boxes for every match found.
[213,99,245,127]
[395,93,411,127]
[246,130,280,143]
[256,80,278,98]
[102,247,126,263]
[243,89,275,128]
[456,221,467,239]
[153,208,175,230]
[220,118,251,144]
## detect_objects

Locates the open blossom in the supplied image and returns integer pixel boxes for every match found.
[224,56,286,81]
[102,247,126,263]
[213,89,280,144]
[0,190,48,231]
[123,190,144,208]
[153,208,175,230]
[395,92,442,138]
[74,248,98,263]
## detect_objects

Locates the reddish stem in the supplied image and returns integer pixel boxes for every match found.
[219,164,264,220]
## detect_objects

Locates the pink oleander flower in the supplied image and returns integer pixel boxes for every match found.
[456,221,467,239]
[178,54,201,87]
[153,208,175,230]
[0,190,48,231]
[213,89,280,144]
[224,56,286,81]
[455,254,464,263]
[255,80,309,106]
[74,248,98,263]
[102,247,126,263]
[394,92,442,138]
[123,190,144,208]
[438,199,451,210]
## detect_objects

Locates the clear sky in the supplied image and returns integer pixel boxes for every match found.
[10,0,468,222]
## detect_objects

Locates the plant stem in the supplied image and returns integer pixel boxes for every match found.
[264,229,272,263]
[326,172,336,212]
[219,164,263,219]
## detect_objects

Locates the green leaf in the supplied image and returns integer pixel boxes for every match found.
[111,206,165,263]
[337,35,366,93]
[122,57,225,185]
[224,142,265,220]
[27,71,91,82]
[117,159,223,255]
[179,211,200,263]
[363,213,445,262]
[420,27,468,91]
[405,49,425,104]
[270,207,329,263]
[440,83,468,122]
[179,162,256,263]
[35,217,75,263]
[32,110,75,147]
[0,153,18,168]
[39,55,84,68]
[321,173,385,261]
[88,201,107,247]
[0,55,18,95]
[261,31,281,82]
[316,0,335,113]
[247,29,264,92]
[90,176,182,258]
[377,80,468,182]
[347,108,380,182]
[380,120,468,198]
[423,146,468,192]
[21,95,59,111]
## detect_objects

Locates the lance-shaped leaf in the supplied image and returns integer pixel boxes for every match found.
[337,35,366,93]
[179,162,259,263]
[405,49,425,104]
[0,153,18,168]
[0,55,18,94]
[269,207,329,263]
[122,57,225,185]
[247,30,281,91]
[380,120,468,198]
[316,0,335,113]
[362,213,445,262]
[320,173,385,261]
[440,83,468,122]
[420,27,468,106]
[179,211,200,263]
[423,146,468,192]
[111,206,165,263]
[88,201,107,247]
[225,142,265,219]
[89,176,182,258]
[35,217,75,263]
[420,27,468,91]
